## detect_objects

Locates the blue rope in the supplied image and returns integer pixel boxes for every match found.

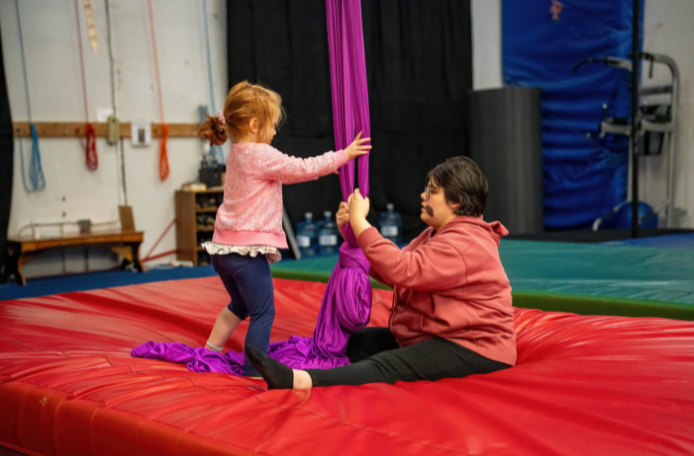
[17,125,46,193]
[15,0,46,192]
[202,0,224,163]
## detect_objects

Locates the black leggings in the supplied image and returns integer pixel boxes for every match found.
[306,327,511,387]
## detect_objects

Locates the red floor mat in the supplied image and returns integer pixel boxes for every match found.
[1,277,693,455]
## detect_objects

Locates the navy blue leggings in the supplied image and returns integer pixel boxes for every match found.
[212,253,275,377]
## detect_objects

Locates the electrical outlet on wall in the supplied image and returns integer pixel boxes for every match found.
[130,118,152,147]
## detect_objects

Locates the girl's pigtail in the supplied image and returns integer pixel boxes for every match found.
[198,114,228,146]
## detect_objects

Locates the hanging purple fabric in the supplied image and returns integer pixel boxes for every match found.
[313,0,373,363]
[327,0,371,203]
[131,0,372,375]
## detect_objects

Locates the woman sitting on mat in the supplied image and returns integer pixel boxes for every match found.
[247,156,516,389]
[198,81,371,377]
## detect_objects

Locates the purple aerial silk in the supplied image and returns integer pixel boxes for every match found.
[327,0,371,202]
[131,0,372,375]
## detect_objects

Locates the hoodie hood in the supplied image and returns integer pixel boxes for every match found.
[439,216,509,246]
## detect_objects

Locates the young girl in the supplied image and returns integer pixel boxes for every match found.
[198,81,370,377]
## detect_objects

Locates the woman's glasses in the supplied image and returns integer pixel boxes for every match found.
[423,184,432,200]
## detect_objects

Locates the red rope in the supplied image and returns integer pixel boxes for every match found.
[74,0,98,171]
[147,0,169,181]
[143,218,176,261]
[85,123,98,170]
[143,249,177,263]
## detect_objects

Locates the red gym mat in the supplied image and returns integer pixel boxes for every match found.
[1,277,693,456]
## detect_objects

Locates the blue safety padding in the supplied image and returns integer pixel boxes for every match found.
[502,0,643,229]
[3,239,693,306]
[0,266,217,301]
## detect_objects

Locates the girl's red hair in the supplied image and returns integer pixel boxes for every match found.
[198,81,284,145]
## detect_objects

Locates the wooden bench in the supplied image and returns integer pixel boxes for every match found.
[3,230,144,286]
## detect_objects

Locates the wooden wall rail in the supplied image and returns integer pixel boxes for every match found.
[12,122,201,138]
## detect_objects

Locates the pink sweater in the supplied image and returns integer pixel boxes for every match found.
[358,217,517,366]
[212,142,348,248]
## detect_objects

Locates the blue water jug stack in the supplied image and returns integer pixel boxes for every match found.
[379,203,403,244]
[296,212,319,257]
[318,211,339,255]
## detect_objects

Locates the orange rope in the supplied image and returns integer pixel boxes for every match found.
[159,124,170,180]
[147,0,169,181]
[74,0,98,171]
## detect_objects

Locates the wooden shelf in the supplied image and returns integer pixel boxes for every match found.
[13,121,201,138]
[196,207,219,213]
[176,190,218,266]
[180,186,224,194]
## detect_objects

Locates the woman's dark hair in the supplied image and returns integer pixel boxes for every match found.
[426,156,488,217]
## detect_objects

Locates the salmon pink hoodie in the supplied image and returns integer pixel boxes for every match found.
[357,216,516,366]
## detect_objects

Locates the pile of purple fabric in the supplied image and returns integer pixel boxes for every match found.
[131,0,373,375]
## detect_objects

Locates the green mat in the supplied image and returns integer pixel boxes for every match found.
[271,240,694,320]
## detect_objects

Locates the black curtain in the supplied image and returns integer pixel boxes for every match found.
[227,0,471,242]
[0,19,13,277]
[362,1,472,239]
